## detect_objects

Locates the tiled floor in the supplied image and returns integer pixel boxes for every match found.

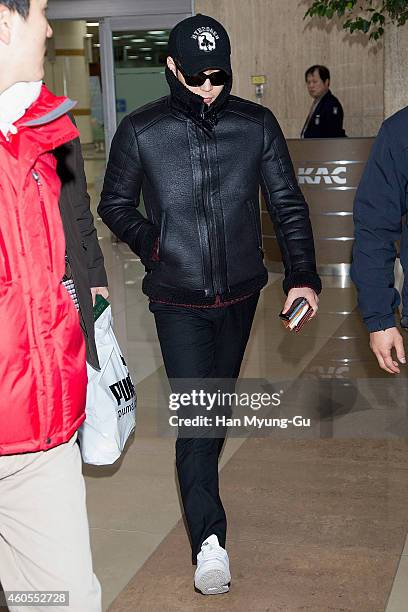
[81,164,408,611]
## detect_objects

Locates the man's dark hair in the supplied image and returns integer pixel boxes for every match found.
[2,0,30,18]
[305,65,330,83]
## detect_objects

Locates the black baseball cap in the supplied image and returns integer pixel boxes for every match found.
[168,14,231,76]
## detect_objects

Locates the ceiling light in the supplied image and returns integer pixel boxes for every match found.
[124,46,132,50]
[113,36,121,40]
[144,56,152,60]
[154,41,167,46]
[128,55,139,60]
[121,34,135,39]
[131,38,146,43]
[87,22,99,27]
[148,30,166,35]
[139,47,152,51]
[93,43,100,48]
[85,33,94,38]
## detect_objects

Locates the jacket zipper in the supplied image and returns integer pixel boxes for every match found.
[199,108,223,296]
[30,168,52,445]
[32,170,54,272]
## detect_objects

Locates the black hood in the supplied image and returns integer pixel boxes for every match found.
[165,66,232,137]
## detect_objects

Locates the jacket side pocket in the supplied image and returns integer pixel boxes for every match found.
[247,200,263,251]
[159,210,167,260]
[0,227,11,283]
[40,200,54,273]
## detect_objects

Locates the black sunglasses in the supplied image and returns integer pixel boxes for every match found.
[176,64,229,87]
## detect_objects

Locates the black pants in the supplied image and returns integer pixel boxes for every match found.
[149,293,259,562]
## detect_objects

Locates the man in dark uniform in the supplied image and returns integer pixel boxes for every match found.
[301,65,346,138]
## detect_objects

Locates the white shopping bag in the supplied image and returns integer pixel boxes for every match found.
[79,297,136,465]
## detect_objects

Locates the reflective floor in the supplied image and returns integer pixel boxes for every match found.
[84,166,408,612]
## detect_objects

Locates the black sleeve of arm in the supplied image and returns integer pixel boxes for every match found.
[97,115,159,267]
[260,108,321,295]
[70,138,108,287]
[350,122,407,331]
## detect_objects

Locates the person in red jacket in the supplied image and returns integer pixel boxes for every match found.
[0,2,101,609]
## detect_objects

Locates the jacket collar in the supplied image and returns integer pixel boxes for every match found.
[166,67,232,137]
[1,84,79,165]
[22,98,76,128]
[17,84,77,130]
[315,89,331,108]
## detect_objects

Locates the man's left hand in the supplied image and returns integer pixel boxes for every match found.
[282,287,319,319]
[91,287,109,306]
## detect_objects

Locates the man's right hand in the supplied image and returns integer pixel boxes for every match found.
[369,327,406,374]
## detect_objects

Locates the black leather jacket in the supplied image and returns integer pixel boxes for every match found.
[98,69,321,305]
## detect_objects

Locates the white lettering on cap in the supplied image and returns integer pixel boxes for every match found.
[191,27,219,52]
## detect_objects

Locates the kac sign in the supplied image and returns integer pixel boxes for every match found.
[298,166,347,185]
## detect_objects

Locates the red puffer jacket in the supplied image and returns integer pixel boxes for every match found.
[0,85,87,455]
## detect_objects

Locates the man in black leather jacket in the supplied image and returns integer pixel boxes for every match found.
[98,14,321,596]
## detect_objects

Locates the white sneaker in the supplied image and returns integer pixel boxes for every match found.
[194,534,231,595]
